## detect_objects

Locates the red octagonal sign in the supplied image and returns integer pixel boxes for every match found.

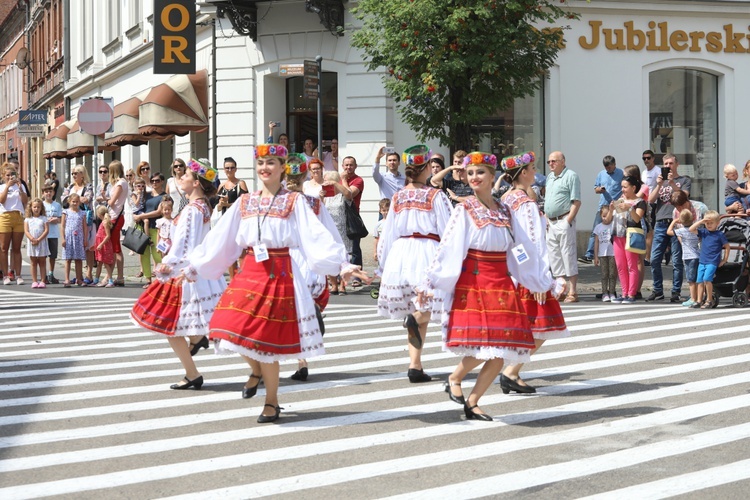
[78,98,114,136]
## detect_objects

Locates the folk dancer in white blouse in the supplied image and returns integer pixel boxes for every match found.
[500,152,569,394]
[376,145,453,383]
[180,144,368,423]
[131,159,227,391]
[417,152,565,421]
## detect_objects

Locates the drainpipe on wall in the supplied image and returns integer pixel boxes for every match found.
[23,0,31,184]
[62,0,70,182]
[211,19,217,173]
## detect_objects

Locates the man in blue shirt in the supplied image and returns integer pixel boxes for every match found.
[372,146,405,202]
[581,155,623,263]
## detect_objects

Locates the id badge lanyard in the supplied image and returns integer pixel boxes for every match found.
[253,188,281,268]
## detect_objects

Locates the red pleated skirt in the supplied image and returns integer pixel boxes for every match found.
[446,250,535,351]
[131,279,184,335]
[209,248,301,356]
[518,285,569,339]
[314,286,330,311]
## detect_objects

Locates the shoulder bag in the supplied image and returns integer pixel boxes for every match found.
[625,226,646,254]
[345,201,369,240]
[122,225,151,255]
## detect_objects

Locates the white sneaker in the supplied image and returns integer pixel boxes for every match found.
[16,277,24,285]
[602,293,611,302]
[3,277,10,285]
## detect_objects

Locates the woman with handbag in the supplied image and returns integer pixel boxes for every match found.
[376,145,453,384]
[416,152,563,421]
[131,159,226,390]
[176,145,368,423]
[61,165,95,285]
[611,174,647,303]
[499,152,570,394]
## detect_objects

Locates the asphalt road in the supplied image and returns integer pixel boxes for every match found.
[2,281,750,499]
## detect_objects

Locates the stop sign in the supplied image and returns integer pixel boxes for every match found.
[78,98,114,135]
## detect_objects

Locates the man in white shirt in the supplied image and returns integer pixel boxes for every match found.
[641,149,659,264]
[372,146,405,201]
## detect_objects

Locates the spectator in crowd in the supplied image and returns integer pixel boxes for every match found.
[1,162,29,285]
[641,150,659,264]
[340,156,365,279]
[322,170,352,294]
[266,121,289,146]
[545,151,582,302]
[42,181,62,284]
[24,198,50,288]
[429,156,445,177]
[60,193,87,287]
[624,163,649,299]
[216,157,248,216]
[124,168,136,229]
[303,159,326,198]
[429,150,473,205]
[93,205,115,288]
[106,160,129,287]
[134,172,165,288]
[48,171,60,201]
[302,138,316,162]
[372,146,405,204]
[94,164,112,217]
[372,198,390,263]
[136,161,152,193]
[320,138,339,172]
[61,165,94,285]
[688,211,729,309]
[611,174,646,303]
[166,159,188,217]
[582,155,623,263]
[668,209,700,307]
[722,163,750,213]
[593,204,616,302]
[647,153,691,302]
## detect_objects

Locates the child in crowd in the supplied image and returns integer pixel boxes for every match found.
[42,181,62,284]
[60,193,88,287]
[372,198,391,263]
[668,209,701,307]
[94,206,115,288]
[131,178,148,229]
[592,204,617,302]
[155,198,175,258]
[24,198,50,288]
[688,210,729,309]
[722,164,750,213]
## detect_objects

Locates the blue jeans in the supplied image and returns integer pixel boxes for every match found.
[650,220,683,295]
[584,209,603,259]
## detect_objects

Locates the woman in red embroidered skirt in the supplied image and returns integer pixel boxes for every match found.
[417,152,564,421]
[131,159,227,390]
[182,145,366,423]
[500,152,569,395]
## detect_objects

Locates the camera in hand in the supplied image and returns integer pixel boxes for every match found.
[383,147,396,154]
[661,167,670,179]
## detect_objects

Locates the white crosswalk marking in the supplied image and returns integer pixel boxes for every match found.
[1,290,750,499]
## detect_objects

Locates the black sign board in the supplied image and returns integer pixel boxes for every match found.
[154,0,196,74]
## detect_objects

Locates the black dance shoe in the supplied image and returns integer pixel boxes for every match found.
[403,314,422,349]
[189,336,209,356]
[463,403,493,421]
[242,373,262,399]
[257,404,281,423]
[291,367,309,381]
[170,375,204,390]
[444,381,465,405]
[499,374,537,395]
[407,368,432,383]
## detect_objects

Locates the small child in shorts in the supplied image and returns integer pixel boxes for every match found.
[668,209,700,307]
[688,210,730,309]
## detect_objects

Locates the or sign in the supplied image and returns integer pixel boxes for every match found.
[279,64,304,76]
[154,0,196,74]
[18,109,47,137]
[78,98,114,135]
[303,60,319,100]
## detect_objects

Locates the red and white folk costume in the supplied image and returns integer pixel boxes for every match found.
[131,199,226,336]
[421,197,563,361]
[504,189,570,340]
[377,185,452,320]
[184,188,353,363]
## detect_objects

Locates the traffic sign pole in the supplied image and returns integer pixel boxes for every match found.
[316,55,323,158]
[78,97,114,204]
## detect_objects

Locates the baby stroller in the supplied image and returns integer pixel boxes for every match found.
[712,215,750,307]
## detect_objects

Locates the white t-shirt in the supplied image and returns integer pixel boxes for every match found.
[641,166,660,193]
[0,183,27,213]
[592,222,615,257]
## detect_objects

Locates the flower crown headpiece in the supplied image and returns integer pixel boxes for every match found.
[402,145,432,167]
[501,151,536,172]
[285,153,308,176]
[187,158,217,182]
[463,152,498,169]
[254,143,288,160]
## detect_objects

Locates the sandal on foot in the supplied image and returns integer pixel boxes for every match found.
[563,294,579,303]
[700,301,715,309]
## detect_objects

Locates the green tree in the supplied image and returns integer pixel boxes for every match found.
[351,0,576,151]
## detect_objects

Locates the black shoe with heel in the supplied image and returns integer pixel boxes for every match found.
[291,367,308,381]
[242,373,262,399]
[408,368,432,383]
[463,402,493,421]
[444,381,465,405]
[403,314,422,349]
[500,374,537,395]
[170,375,203,390]
[189,336,209,356]
[257,403,281,423]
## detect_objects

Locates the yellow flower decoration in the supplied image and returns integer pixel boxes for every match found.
[204,169,216,182]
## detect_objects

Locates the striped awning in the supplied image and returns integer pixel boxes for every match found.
[43,119,75,159]
[138,70,209,140]
[104,90,151,148]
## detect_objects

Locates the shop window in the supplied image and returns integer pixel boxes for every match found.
[285,73,338,154]
[649,69,718,206]
[475,88,545,171]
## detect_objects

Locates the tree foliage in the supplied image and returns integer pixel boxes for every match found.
[350,0,577,150]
